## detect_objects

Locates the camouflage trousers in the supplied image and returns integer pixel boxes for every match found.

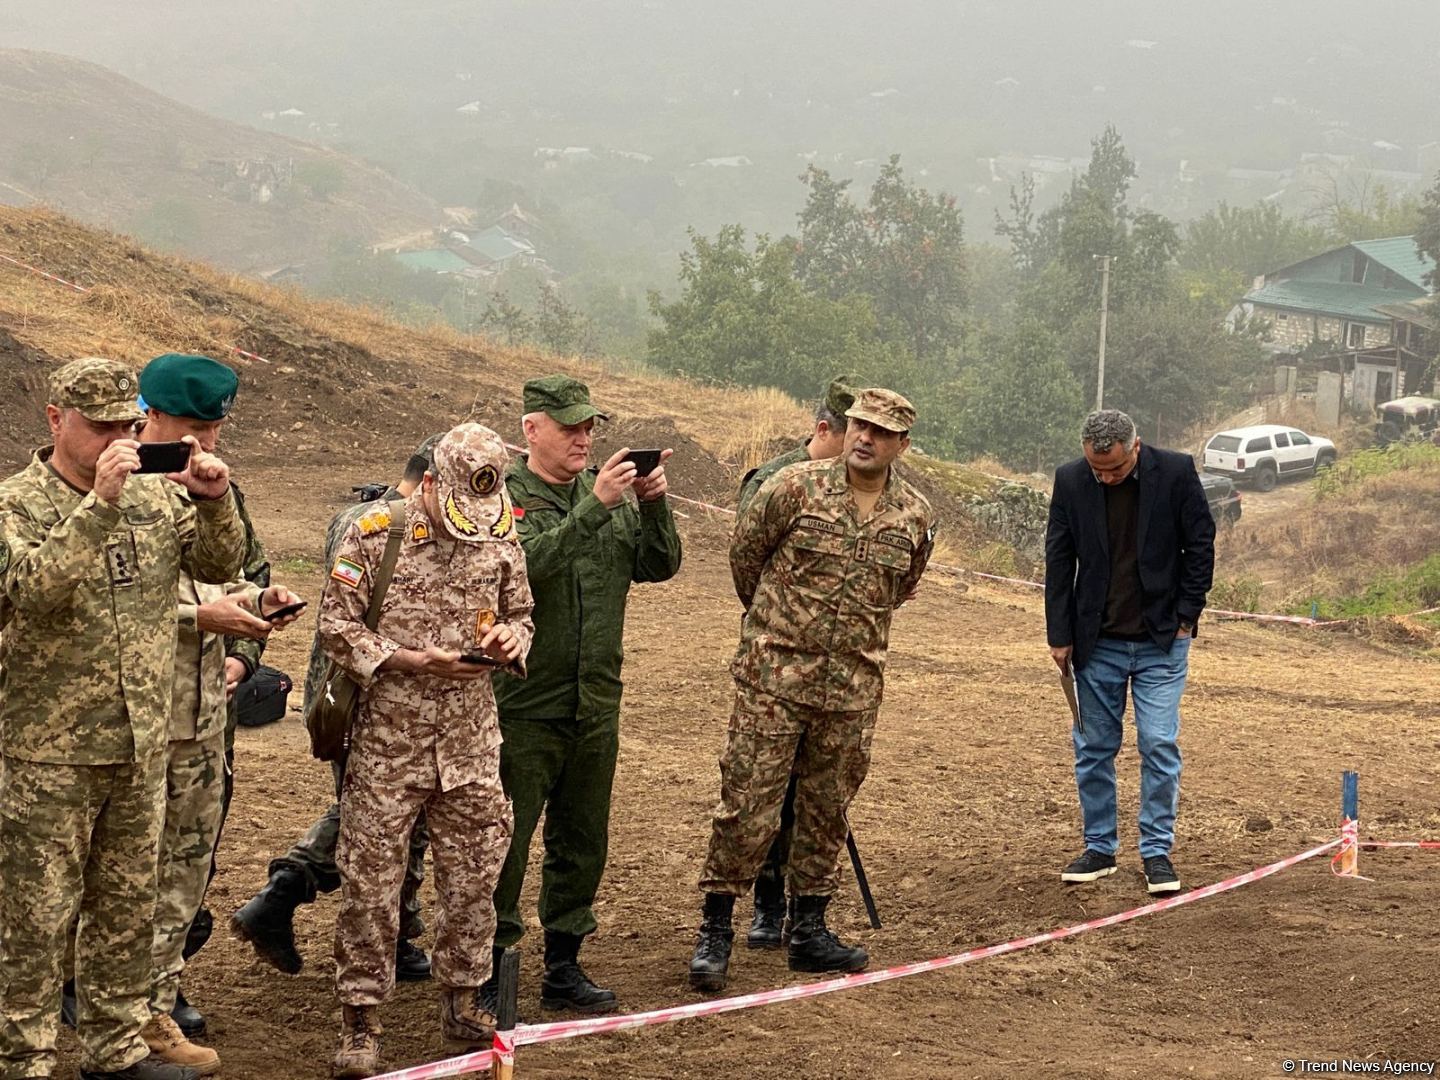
[0,754,165,1078]
[335,749,512,1005]
[700,685,876,897]
[269,758,429,942]
[149,733,226,1017]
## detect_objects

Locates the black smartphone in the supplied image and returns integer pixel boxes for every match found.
[622,448,663,477]
[459,651,502,665]
[263,600,308,622]
[135,441,192,474]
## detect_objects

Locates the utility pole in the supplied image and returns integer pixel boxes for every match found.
[1094,254,1113,410]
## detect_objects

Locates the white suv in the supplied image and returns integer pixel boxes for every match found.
[1202,424,1337,492]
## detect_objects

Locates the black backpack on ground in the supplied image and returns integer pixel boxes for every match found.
[233,664,294,729]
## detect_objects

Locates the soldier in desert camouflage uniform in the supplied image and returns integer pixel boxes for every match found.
[733,373,859,949]
[689,388,935,993]
[230,437,444,984]
[0,357,245,1080]
[320,424,533,1079]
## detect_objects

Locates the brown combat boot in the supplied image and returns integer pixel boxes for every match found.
[333,1005,382,1079]
[140,1013,220,1076]
[439,986,496,1047]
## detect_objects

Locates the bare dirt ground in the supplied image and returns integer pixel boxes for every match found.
[42,460,1440,1080]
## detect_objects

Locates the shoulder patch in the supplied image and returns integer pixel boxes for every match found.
[357,507,392,536]
[0,537,9,576]
[331,557,366,589]
[874,531,914,552]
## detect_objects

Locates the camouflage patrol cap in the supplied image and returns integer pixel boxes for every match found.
[826,374,863,417]
[414,432,447,469]
[431,423,516,542]
[523,375,609,425]
[139,353,240,422]
[845,387,916,434]
[49,357,145,423]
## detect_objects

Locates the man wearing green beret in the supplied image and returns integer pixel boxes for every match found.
[733,374,860,948]
[481,375,682,1014]
[0,357,246,1080]
[133,353,303,1069]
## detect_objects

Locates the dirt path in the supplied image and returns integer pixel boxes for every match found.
[46,467,1440,1079]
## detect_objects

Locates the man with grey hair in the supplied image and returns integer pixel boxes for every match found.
[1044,408,1214,895]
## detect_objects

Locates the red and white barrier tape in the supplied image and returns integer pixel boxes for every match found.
[1360,840,1440,849]
[374,837,1341,1079]
[232,346,273,365]
[0,250,90,293]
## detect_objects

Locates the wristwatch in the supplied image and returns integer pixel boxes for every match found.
[1178,620,1194,635]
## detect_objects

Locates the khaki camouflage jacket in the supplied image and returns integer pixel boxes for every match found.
[737,441,810,516]
[730,457,935,712]
[0,448,246,764]
[318,490,535,791]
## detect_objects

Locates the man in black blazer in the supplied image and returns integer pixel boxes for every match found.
[1045,409,1214,894]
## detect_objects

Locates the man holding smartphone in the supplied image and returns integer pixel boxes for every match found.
[321,424,533,1077]
[0,357,246,1080]
[126,353,303,1071]
[480,375,682,1015]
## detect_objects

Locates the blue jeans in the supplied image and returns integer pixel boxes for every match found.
[1073,636,1190,859]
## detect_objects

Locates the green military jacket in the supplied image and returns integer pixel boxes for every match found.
[0,447,246,764]
[494,457,682,719]
[737,440,810,516]
[730,457,935,713]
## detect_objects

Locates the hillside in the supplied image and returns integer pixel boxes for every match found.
[0,49,440,272]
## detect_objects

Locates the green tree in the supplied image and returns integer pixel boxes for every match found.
[1417,171,1440,292]
[534,284,592,355]
[295,158,346,201]
[949,320,1085,471]
[647,225,904,397]
[479,290,533,347]
[1180,201,1334,281]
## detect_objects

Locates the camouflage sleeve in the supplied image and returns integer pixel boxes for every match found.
[736,468,762,517]
[514,491,613,581]
[224,486,272,677]
[498,542,536,680]
[729,472,800,608]
[0,493,124,619]
[178,486,246,585]
[633,497,682,584]
[899,521,936,600]
[316,525,402,687]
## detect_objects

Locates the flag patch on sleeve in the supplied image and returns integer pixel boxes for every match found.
[331,557,366,589]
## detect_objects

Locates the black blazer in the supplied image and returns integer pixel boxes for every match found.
[1044,443,1216,672]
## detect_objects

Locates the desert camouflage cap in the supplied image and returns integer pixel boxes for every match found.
[432,423,516,542]
[845,387,916,434]
[826,374,863,417]
[523,374,610,426]
[49,357,146,423]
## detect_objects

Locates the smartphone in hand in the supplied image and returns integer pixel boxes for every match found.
[264,601,308,622]
[136,441,192,474]
[622,448,663,476]
[458,651,502,666]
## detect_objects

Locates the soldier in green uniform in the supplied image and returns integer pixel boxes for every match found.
[133,354,304,1073]
[230,438,443,983]
[733,374,859,950]
[689,388,935,993]
[480,376,682,1015]
[0,358,246,1080]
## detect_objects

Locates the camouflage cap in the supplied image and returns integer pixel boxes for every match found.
[523,374,610,426]
[826,374,863,418]
[414,432,447,469]
[139,353,239,421]
[49,357,145,423]
[845,387,916,434]
[431,423,516,542]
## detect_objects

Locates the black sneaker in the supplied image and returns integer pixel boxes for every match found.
[1143,855,1181,895]
[1060,849,1117,883]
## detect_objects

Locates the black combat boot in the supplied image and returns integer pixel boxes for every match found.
[61,979,77,1030]
[539,931,617,1014]
[786,895,868,974]
[395,939,432,982]
[688,893,736,993]
[169,990,205,1039]
[229,867,308,975]
[477,945,508,1016]
[747,869,786,950]
[79,1053,201,1080]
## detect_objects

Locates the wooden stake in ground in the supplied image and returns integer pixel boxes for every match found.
[490,948,520,1080]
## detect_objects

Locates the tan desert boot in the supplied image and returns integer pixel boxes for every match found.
[440,987,496,1047]
[141,1012,220,1076]
[333,1004,382,1079]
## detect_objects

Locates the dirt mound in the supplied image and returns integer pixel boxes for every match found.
[0,327,58,467]
[594,415,739,508]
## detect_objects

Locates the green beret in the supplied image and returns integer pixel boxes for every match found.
[523,375,610,425]
[139,353,239,422]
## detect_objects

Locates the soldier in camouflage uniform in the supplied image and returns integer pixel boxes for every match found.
[733,374,858,950]
[230,438,442,983]
[689,388,935,993]
[321,424,533,1079]
[132,354,304,1074]
[0,358,245,1080]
